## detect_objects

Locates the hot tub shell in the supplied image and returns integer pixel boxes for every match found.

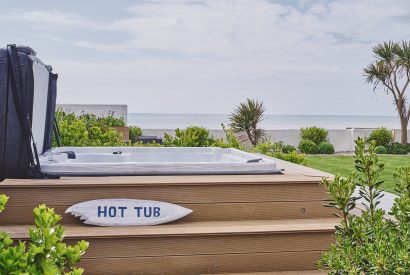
[40,147,280,176]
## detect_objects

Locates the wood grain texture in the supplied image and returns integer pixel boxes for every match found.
[1,183,328,208]
[74,232,334,258]
[0,219,336,272]
[77,251,324,274]
[0,161,335,273]
[217,271,326,275]
[1,173,327,187]
[0,201,335,225]
[0,219,338,239]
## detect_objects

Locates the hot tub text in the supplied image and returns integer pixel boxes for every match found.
[97,206,161,218]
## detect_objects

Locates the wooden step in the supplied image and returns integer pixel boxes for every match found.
[0,174,333,225]
[1,218,338,274]
[214,270,327,275]
[217,271,325,275]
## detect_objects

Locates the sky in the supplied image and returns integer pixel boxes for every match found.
[1,0,410,115]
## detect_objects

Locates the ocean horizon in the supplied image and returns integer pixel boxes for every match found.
[128,113,401,130]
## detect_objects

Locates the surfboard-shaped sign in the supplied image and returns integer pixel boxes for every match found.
[66,199,193,226]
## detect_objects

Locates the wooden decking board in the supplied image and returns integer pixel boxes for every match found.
[0,200,335,225]
[1,183,328,208]
[0,219,338,239]
[1,173,328,187]
[0,155,332,188]
[73,232,333,258]
[218,272,325,275]
[0,160,336,273]
[77,251,323,274]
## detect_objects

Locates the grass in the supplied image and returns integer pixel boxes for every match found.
[305,154,410,193]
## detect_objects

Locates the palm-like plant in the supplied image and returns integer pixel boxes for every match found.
[364,41,410,144]
[229,98,265,146]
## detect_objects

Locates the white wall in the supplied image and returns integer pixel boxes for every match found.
[142,128,408,152]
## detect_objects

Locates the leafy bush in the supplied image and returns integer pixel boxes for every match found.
[317,141,335,154]
[387,142,408,155]
[54,110,124,147]
[79,111,125,127]
[252,141,306,165]
[273,151,307,165]
[368,127,393,147]
[0,194,8,212]
[318,138,410,273]
[211,124,244,150]
[252,140,282,154]
[129,126,143,144]
[56,114,89,146]
[0,198,88,274]
[282,144,296,154]
[252,140,275,155]
[163,126,215,147]
[300,126,328,145]
[375,145,388,154]
[298,139,318,154]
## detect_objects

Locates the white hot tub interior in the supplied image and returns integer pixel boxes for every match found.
[39,147,280,176]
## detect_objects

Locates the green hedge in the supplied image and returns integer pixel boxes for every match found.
[54,110,125,147]
[368,127,393,148]
[298,126,335,154]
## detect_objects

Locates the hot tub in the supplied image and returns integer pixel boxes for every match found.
[39,147,280,176]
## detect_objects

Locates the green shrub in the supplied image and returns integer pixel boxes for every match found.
[211,124,244,150]
[54,109,124,147]
[252,141,275,155]
[387,142,408,155]
[129,126,143,144]
[374,145,388,154]
[0,198,88,274]
[56,116,89,146]
[317,141,335,154]
[252,141,306,165]
[318,138,410,273]
[273,151,307,165]
[300,126,328,144]
[252,140,283,154]
[298,139,318,154]
[282,144,296,154]
[368,127,393,147]
[79,111,125,127]
[163,126,215,147]
[0,194,8,212]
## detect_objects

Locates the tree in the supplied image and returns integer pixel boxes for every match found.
[229,98,265,146]
[364,41,410,144]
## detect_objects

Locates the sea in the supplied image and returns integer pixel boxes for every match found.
[128,113,401,130]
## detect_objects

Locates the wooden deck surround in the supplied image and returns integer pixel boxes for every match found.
[0,157,337,274]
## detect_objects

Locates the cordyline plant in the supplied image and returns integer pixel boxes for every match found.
[0,197,88,275]
[229,98,266,146]
[318,137,410,273]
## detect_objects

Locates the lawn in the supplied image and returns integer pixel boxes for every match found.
[305,155,410,193]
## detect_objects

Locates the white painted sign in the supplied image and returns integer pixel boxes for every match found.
[65,199,193,226]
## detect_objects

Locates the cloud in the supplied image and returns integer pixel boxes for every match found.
[0,9,106,30]
[1,0,409,114]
